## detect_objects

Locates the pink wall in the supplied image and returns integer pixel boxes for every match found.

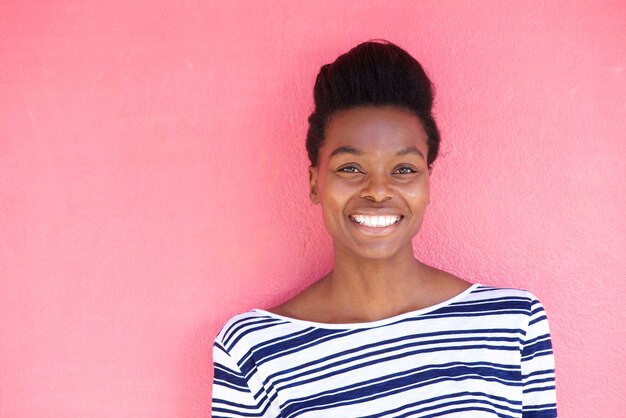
[1,1,624,416]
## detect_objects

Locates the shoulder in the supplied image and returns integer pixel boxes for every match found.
[470,284,541,301]
[214,310,271,348]
[467,284,550,319]
[213,309,308,358]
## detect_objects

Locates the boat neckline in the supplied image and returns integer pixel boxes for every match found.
[252,283,480,329]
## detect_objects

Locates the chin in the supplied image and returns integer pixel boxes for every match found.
[345,242,414,261]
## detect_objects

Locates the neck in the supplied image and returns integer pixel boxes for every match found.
[324,245,431,322]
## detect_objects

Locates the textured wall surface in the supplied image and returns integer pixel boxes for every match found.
[1,1,624,417]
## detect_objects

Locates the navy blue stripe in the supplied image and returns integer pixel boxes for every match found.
[529,314,547,326]
[523,385,556,394]
[523,368,555,380]
[525,377,557,386]
[448,296,530,308]
[521,407,557,417]
[523,351,554,365]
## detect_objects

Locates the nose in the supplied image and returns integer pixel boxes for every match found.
[360,172,393,202]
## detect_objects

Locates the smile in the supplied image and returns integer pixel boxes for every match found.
[350,215,402,228]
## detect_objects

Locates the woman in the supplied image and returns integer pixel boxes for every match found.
[212,41,557,417]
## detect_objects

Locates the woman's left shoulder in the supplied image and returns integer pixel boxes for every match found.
[469,284,539,297]
[466,284,550,314]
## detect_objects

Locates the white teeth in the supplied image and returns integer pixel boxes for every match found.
[351,215,401,228]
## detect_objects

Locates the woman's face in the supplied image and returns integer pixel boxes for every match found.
[309,105,431,260]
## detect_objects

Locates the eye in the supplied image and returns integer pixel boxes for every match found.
[338,165,363,174]
[394,166,417,175]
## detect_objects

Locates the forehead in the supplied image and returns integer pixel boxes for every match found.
[323,106,428,155]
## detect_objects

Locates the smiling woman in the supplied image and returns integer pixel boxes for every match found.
[211,41,557,418]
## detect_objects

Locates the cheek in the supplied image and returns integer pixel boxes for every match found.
[319,191,347,218]
[318,181,356,227]
[404,181,430,206]
[318,176,354,205]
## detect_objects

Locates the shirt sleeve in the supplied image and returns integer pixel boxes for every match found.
[211,341,272,418]
[521,295,558,417]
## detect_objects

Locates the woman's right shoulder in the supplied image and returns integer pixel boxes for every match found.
[213,308,295,354]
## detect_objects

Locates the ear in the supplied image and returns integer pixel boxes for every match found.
[308,166,320,204]
[428,165,433,175]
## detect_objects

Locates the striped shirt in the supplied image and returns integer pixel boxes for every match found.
[211,284,557,417]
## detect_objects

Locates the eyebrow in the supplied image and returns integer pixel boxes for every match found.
[329,146,425,160]
[395,146,426,160]
[329,146,364,157]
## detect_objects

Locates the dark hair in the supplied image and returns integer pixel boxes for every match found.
[306,40,440,167]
